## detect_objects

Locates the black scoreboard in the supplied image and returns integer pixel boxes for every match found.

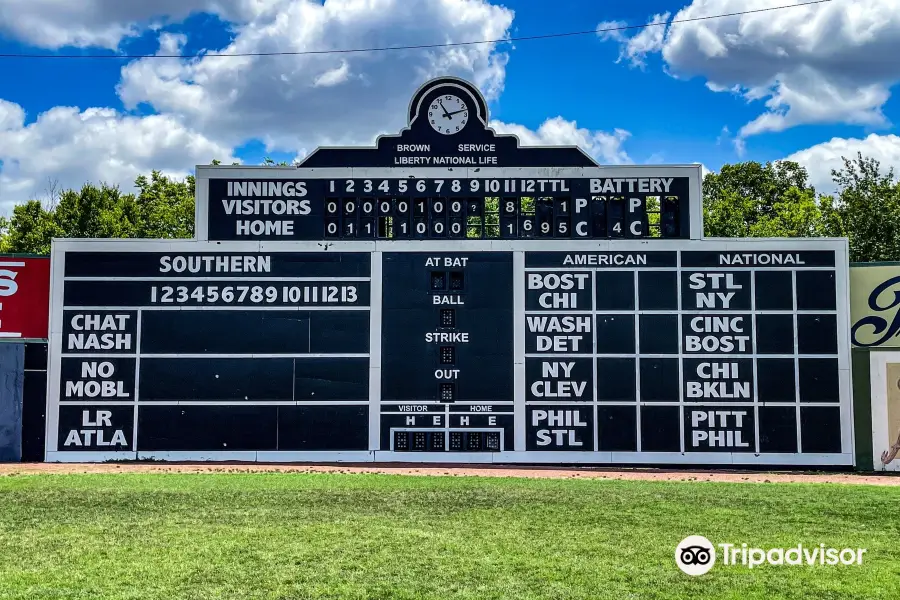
[44,76,854,465]
[45,240,853,465]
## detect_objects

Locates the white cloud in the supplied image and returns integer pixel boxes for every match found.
[0,0,248,49]
[313,61,351,88]
[596,20,628,41]
[0,0,631,213]
[786,134,900,193]
[116,0,514,153]
[0,99,234,211]
[597,0,900,143]
[490,117,632,164]
[598,13,670,68]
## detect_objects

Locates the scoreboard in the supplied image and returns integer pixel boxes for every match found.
[44,76,855,465]
[45,239,852,465]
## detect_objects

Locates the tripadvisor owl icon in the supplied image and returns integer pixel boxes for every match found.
[676,535,716,576]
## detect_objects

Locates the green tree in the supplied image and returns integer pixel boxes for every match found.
[0,173,199,253]
[0,200,61,254]
[132,171,195,239]
[702,160,835,238]
[52,182,140,240]
[828,153,900,262]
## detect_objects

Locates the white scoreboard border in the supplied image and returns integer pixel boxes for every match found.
[45,236,853,466]
[194,165,705,242]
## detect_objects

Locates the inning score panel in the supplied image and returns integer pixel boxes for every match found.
[204,175,692,241]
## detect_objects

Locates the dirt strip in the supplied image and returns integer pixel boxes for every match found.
[0,462,898,485]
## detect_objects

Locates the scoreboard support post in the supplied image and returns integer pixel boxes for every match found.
[44,76,856,467]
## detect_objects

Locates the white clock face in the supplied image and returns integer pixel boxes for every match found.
[428,94,468,135]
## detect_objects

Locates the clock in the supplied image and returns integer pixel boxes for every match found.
[428,94,468,135]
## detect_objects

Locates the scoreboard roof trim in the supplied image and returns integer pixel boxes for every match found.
[194,164,704,177]
[49,237,851,253]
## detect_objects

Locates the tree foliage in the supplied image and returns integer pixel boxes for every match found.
[1,155,899,262]
[828,153,900,262]
[702,160,838,238]
[0,171,195,254]
[701,153,900,262]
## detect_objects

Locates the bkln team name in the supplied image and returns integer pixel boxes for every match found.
[686,362,750,399]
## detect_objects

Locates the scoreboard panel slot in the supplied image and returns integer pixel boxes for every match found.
[139,357,294,402]
[275,405,370,450]
[137,405,279,451]
[141,310,312,355]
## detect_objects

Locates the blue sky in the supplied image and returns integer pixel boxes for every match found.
[0,0,898,211]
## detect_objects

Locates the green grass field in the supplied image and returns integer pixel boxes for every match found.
[0,473,897,599]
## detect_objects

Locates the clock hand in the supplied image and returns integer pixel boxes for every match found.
[438,99,452,119]
[446,109,467,116]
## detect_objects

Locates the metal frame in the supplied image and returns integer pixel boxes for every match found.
[45,237,852,465]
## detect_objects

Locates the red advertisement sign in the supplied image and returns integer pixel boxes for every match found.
[0,256,50,340]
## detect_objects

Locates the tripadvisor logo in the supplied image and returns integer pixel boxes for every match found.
[675,536,716,576]
[675,536,867,576]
